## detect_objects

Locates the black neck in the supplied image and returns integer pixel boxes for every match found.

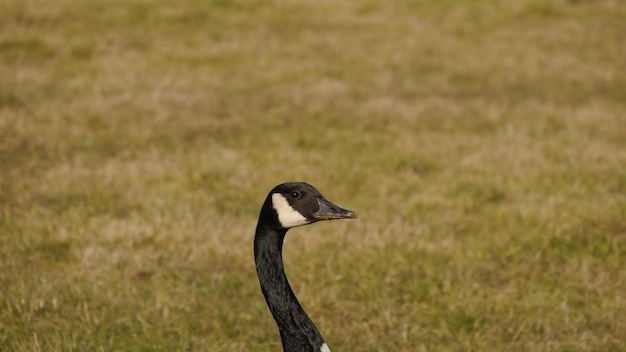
[254,222,327,352]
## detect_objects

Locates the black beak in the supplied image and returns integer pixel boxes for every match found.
[312,197,358,220]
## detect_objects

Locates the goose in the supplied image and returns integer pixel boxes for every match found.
[254,182,357,352]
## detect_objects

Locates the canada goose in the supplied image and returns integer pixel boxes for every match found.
[254,182,357,352]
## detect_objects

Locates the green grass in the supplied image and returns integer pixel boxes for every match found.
[1,0,625,350]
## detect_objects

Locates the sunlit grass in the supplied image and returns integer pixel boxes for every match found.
[1,0,625,350]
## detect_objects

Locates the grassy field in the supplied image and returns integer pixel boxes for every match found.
[1,0,625,350]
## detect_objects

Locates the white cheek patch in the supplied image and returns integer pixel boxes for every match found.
[320,343,331,352]
[272,193,310,228]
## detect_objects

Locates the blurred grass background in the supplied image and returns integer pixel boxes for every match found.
[1,0,625,350]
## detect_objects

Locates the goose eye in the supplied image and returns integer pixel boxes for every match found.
[291,191,301,199]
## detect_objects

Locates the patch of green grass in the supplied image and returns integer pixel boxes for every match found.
[1,0,625,350]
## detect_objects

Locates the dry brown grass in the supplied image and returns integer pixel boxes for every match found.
[1,0,625,350]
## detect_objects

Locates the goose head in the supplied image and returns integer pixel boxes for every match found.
[263,182,357,230]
